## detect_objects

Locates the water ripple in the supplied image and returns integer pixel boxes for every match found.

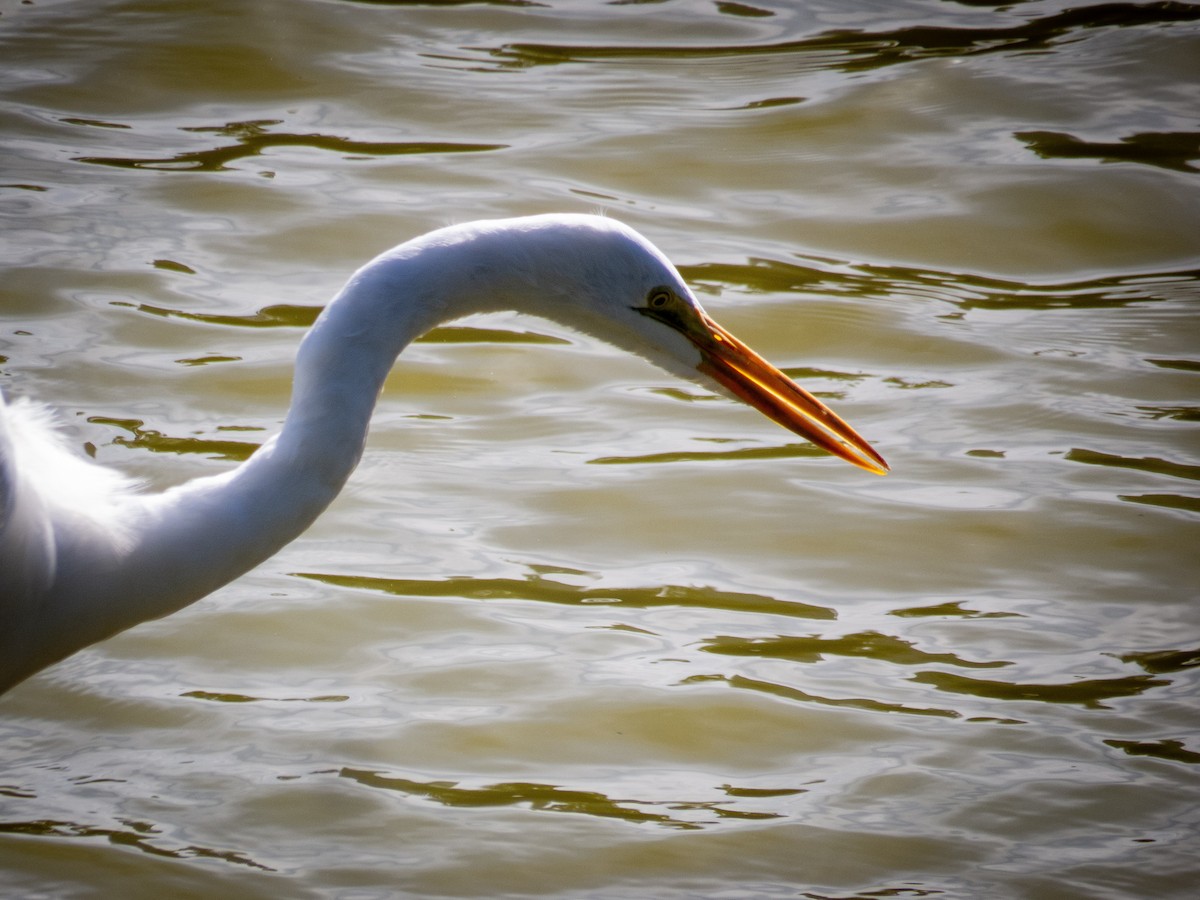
[1017,129,1200,174]
[699,631,1009,669]
[0,819,272,872]
[485,3,1200,73]
[74,118,507,172]
[295,570,838,621]
[910,670,1170,709]
[688,673,962,720]
[338,767,781,830]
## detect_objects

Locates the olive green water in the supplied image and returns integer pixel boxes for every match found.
[1,1,1198,897]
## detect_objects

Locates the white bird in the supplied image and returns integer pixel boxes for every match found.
[0,214,887,694]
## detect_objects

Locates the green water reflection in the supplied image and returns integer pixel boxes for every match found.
[489,3,1200,72]
[76,118,506,172]
[339,767,785,830]
[296,570,838,620]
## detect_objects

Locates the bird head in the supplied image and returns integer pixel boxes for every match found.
[499,214,889,475]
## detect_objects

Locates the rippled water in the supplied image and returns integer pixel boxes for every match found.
[2,1,1198,897]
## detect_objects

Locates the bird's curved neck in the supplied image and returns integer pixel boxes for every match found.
[3,215,664,692]
[11,253,470,686]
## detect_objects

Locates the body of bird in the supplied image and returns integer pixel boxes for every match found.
[0,214,886,694]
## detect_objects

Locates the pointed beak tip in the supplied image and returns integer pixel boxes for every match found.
[836,446,889,476]
[686,311,889,477]
[859,449,890,476]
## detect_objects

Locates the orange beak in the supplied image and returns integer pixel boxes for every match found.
[689,311,889,475]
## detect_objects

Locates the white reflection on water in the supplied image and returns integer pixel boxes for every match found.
[2,0,1199,898]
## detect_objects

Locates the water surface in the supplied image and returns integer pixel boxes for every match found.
[1,1,1198,897]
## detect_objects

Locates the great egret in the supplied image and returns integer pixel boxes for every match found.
[0,214,887,694]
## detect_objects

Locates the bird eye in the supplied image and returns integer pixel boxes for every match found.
[647,289,672,309]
